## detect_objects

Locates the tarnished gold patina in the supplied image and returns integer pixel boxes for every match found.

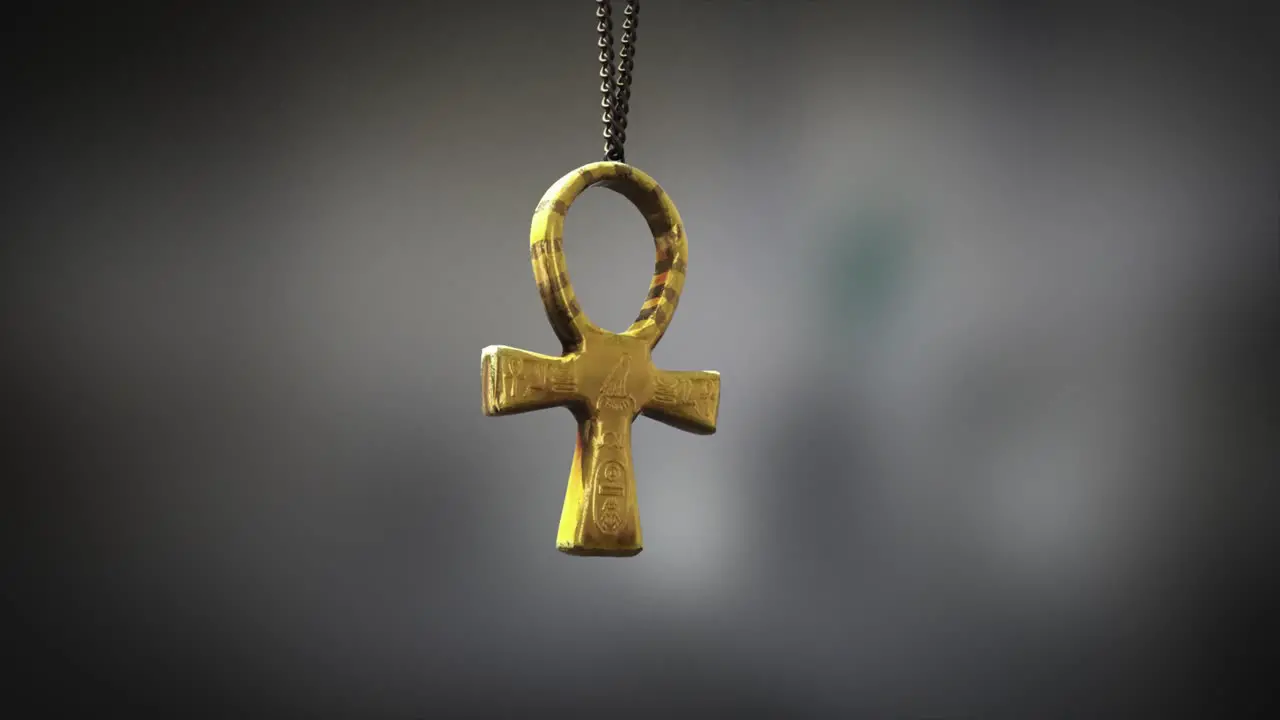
[481,162,720,557]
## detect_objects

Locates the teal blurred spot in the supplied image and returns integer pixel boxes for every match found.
[816,199,912,346]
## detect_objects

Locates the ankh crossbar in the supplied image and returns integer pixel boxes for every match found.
[481,162,721,557]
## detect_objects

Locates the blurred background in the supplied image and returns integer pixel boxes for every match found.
[3,1,1276,716]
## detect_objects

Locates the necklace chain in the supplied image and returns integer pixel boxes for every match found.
[596,0,639,163]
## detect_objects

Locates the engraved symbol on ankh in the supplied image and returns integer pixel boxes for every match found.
[480,162,721,557]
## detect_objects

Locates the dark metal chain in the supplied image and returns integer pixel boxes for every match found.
[596,0,638,163]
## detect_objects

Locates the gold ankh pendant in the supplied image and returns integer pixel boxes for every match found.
[481,162,721,557]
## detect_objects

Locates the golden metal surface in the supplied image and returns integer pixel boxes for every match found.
[481,162,720,557]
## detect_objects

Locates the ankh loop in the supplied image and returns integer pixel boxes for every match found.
[481,162,721,557]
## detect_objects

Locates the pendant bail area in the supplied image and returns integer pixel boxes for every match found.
[529,161,688,350]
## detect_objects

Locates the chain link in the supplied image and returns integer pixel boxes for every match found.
[597,0,639,163]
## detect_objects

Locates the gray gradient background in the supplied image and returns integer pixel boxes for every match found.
[3,1,1277,717]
